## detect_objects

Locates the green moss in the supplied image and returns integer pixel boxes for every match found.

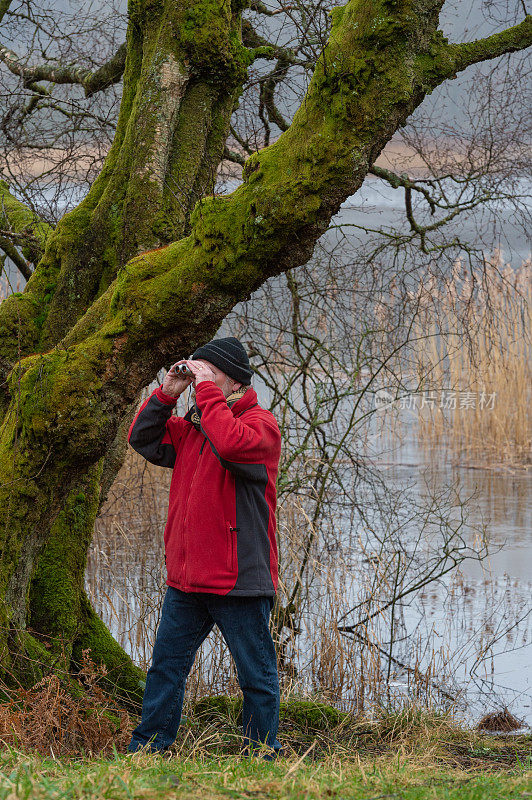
[0,293,42,361]
[178,0,251,86]
[158,81,237,242]
[29,463,104,648]
[72,593,145,712]
[189,695,350,733]
[7,352,99,447]
[0,383,142,706]
[193,695,243,724]
[97,709,123,728]
[0,181,52,263]
[281,699,350,731]
[413,30,455,94]
[4,629,55,688]
[38,204,116,347]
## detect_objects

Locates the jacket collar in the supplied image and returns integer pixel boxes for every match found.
[227,385,258,415]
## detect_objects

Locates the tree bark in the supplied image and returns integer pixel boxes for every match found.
[0,0,530,706]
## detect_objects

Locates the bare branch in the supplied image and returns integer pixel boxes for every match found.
[259,56,291,139]
[229,125,255,156]
[369,165,437,213]
[0,41,126,97]
[450,15,532,75]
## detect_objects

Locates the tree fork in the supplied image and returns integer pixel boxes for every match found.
[0,0,248,355]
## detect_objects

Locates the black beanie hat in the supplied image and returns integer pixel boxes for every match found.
[191,336,252,385]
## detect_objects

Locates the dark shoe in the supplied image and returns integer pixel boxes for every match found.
[127,741,172,758]
[263,746,288,761]
[240,744,285,761]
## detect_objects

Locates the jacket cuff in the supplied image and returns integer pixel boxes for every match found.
[194,380,223,406]
[155,386,178,406]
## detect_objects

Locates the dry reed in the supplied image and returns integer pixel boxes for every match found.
[411,252,531,468]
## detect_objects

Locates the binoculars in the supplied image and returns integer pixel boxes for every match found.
[173,364,194,378]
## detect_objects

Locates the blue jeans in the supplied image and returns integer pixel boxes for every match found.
[128,586,282,759]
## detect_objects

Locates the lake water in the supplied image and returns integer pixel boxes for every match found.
[361,410,532,728]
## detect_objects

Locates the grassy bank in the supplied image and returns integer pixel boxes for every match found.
[1,700,530,799]
[1,748,531,800]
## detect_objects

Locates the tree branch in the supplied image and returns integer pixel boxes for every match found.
[259,56,291,139]
[369,165,437,212]
[0,0,12,25]
[0,180,52,268]
[0,42,127,97]
[223,145,246,165]
[241,19,306,65]
[247,0,296,16]
[229,125,255,156]
[450,15,532,74]
[0,237,32,281]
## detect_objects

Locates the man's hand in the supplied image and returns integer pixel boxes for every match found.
[185,360,216,387]
[161,360,194,398]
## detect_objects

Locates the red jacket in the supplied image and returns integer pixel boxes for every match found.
[128,381,281,596]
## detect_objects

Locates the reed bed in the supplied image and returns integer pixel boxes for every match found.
[410,252,531,468]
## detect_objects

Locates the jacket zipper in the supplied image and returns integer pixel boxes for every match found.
[228,525,239,572]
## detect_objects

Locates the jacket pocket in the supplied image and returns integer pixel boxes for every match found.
[226,521,238,573]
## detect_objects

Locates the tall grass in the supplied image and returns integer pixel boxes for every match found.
[411,252,531,468]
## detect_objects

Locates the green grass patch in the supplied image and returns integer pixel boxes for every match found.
[0,698,531,798]
[0,745,530,800]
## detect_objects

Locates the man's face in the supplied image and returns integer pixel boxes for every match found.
[193,359,242,398]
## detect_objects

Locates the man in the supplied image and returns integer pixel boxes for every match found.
[126,336,283,760]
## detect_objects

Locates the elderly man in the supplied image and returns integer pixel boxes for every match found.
[126,336,283,760]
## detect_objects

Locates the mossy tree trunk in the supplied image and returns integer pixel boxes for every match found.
[0,0,250,705]
[0,0,529,707]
